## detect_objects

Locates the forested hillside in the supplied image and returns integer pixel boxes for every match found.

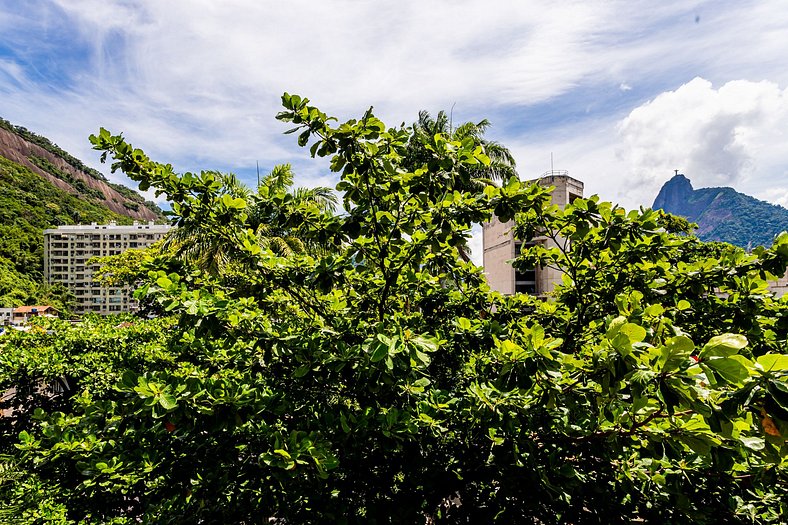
[0,118,167,309]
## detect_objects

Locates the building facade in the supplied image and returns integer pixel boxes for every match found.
[482,171,584,296]
[769,271,788,298]
[44,221,171,314]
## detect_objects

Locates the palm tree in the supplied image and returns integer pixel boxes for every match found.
[405,110,517,192]
[248,164,337,257]
[405,110,517,261]
[163,171,250,275]
[165,166,337,275]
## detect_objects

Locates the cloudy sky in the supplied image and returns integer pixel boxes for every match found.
[2,1,787,259]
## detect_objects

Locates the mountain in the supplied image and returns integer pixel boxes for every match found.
[0,118,163,220]
[0,117,166,310]
[653,174,788,248]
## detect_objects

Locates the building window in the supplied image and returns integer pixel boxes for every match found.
[514,242,538,294]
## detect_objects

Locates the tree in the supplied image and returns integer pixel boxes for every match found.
[405,109,517,190]
[1,94,786,524]
[405,110,516,262]
[248,163,337,256]
[162,166,337,275]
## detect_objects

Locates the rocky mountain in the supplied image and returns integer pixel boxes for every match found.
[653,174,788,248]
[0,117,163,220]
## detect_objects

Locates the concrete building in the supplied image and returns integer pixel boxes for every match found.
[769,271,788,298]
[482,171,584,296]
[44,221,171,314]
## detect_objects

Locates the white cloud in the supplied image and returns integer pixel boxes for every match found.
[756,185,788,209]
[2,0,788,215]
[617,77,788,206]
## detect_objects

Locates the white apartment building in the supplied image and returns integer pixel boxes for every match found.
[483,171,584,296]
[44,221,171,314]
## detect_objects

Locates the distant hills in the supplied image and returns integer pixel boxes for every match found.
[0,117,166,309]
[653,174,788,248]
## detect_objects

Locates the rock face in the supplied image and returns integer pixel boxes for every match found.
[653,174,694,216]
[0,124,161,221]
[653,174,788,248]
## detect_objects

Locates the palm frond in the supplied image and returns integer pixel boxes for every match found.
[262,164,294,192]
[291,186,338,212]
[218,172,253,199]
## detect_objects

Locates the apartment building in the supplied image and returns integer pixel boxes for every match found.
[44,221,171,314]
[482,171,584,296]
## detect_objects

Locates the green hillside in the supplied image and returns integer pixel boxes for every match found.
[0,155,130,309]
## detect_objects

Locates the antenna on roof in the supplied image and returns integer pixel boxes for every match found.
[257,161,260,188]
[674,169,679,176]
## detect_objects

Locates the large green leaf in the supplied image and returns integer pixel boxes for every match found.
[700,334,748,359]
[705,357,750,384]
[756,354,788,373]
[659,335,694,372]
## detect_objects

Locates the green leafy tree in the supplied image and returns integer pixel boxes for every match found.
[0,316,174,522]
[1,94,786,524]
[406,110,517,187]
[162,166,337,275]
[404,110,515,262]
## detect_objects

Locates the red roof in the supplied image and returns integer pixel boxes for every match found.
[14,305,58,314]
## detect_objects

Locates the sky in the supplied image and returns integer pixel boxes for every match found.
[2,1,788,262]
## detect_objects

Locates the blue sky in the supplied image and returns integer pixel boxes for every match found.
[2,1,788,259]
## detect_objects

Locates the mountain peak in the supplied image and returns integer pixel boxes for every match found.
[652,173,788,248]
[653,173,694,214]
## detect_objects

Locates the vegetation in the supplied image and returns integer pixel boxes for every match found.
[405,110,516,191]
[0,155,131,309]
[1,116,164,218]
[0,117,111,186]
[164,166,337,275]
[27,155,105,202]
[0,117,109,184]
[0,95,786,523]
[0,316,176,521]
[701,188,788,247]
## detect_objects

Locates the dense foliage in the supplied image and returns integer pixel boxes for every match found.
[0,316,175,521]
[1,95,786,523]
[164,165,337,275]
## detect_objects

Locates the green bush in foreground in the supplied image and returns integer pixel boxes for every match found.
[1,95,786,523]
